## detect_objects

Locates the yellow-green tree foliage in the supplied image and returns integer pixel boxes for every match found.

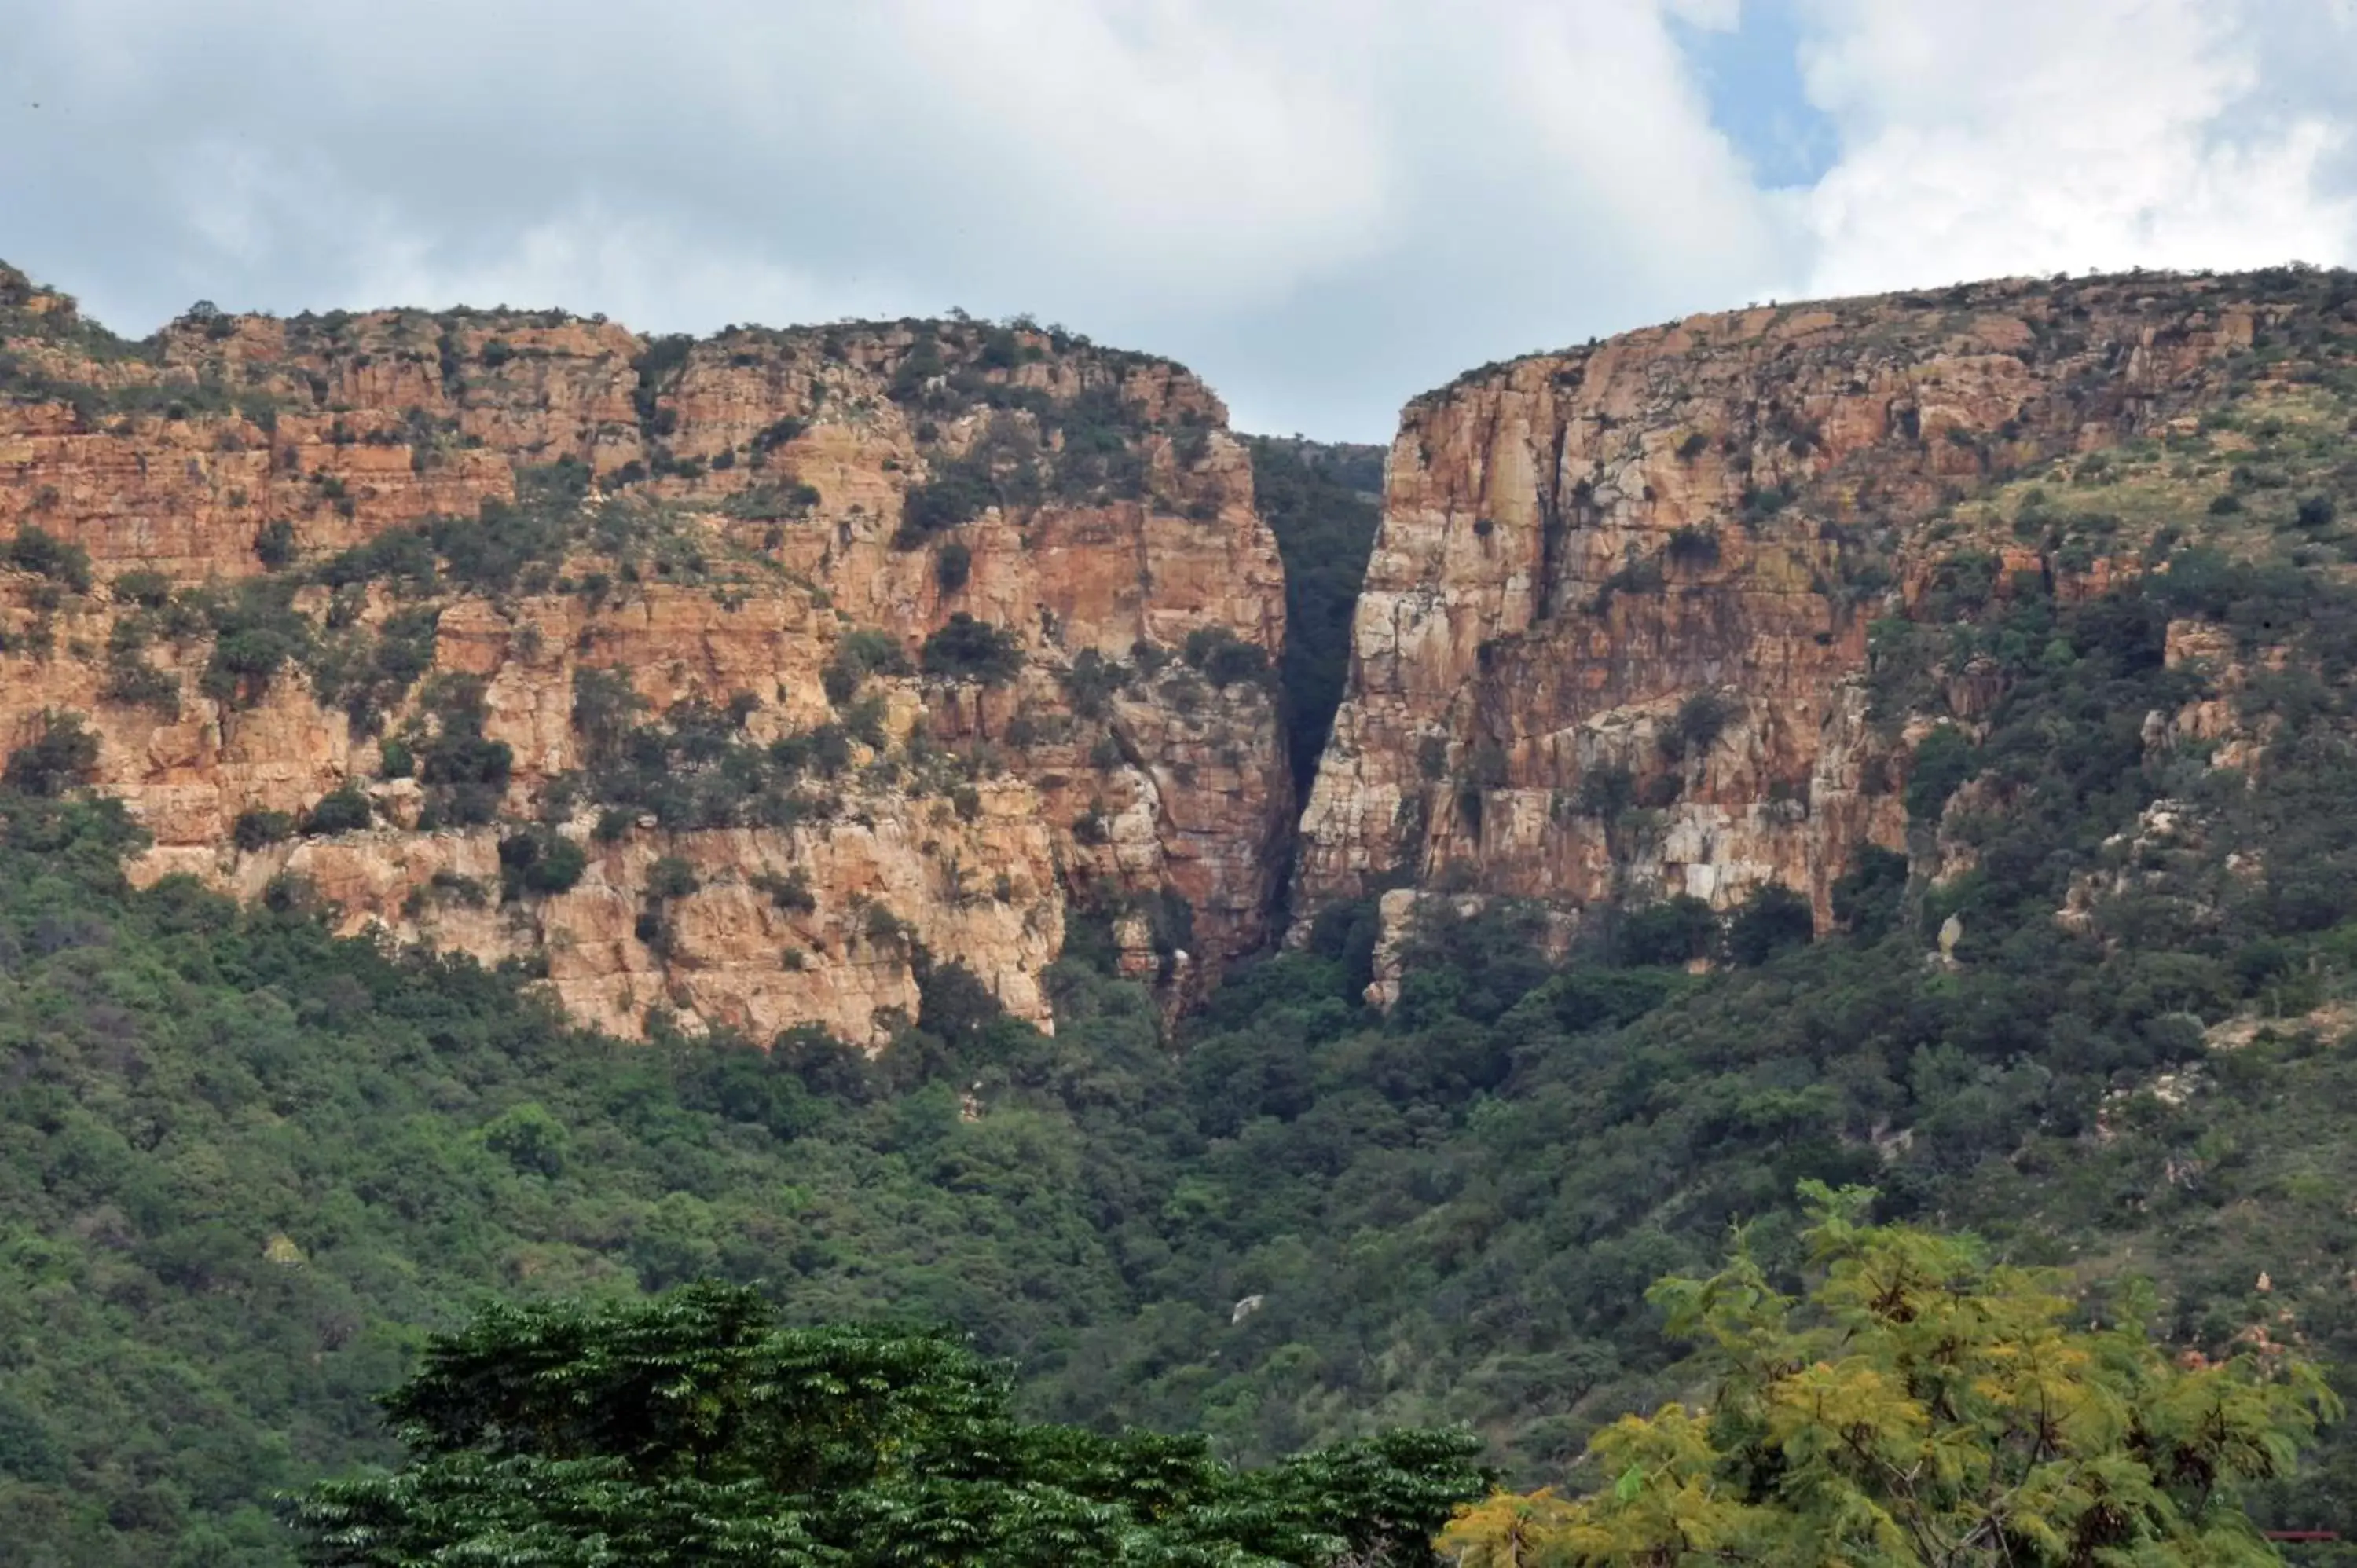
[1442,1185,2337,1566]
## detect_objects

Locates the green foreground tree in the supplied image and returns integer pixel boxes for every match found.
[1442,1185,2337,1566]
[288,1282,1489,1566]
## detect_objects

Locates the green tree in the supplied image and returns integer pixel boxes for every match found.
[1723,884,1813,967]
[481,1101,570,1178]
[1444,1186,2336,1566]
[289,1283,1488,1566]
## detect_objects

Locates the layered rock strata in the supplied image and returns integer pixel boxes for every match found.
[0,269,1288,1044]
[1295,271,2312,945]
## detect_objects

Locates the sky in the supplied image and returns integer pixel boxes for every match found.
[5,0,2357,439]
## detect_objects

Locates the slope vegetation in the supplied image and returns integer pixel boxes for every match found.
[11,266,2357,1562]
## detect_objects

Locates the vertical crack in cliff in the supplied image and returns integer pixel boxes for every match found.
[1534,412,1572,625]
[1254,436,1384,940]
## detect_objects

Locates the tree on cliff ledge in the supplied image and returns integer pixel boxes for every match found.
[288,1282,1488,1566]
[1440,1185,2335,1567]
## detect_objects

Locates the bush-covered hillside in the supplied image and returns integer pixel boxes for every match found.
[19,515,2357,1557]
[15,284,2357,1563]
[0,796,1194,1564]
[1043,376,2357,1547]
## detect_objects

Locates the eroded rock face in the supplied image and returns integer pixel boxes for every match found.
[0,267,1288,1045]
[1293,272,2288,937]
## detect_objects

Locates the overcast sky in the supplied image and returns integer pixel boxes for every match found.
[6,0,2357,438]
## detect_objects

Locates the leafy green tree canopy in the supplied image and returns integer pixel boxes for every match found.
[291,1282,1489,1566]
[1443,1186,2337,1566]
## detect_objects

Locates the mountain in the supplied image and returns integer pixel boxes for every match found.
[1084,261,2357,1518]
[0,267,1292,1045]
[1297,267,2356,965]
[9,261,2357,1561]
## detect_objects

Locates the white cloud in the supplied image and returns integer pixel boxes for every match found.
[1790,0,2357,295]
[873,0,1393,309]
[1501,1,1787,282]
[346,203,901,336]
[2,0,2354,435]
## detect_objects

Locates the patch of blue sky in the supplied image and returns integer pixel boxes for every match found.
[1670,0,1838,190]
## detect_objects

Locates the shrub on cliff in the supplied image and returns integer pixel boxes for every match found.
[5,525,93,593]
[753,868,817,914]
[310,460,651,600]
[1665,522,1720,566]
[1661,690,1728,762]
[413,677,513,829]
[196,578,315,707]
[896,461,996,545]
[316,523,438,594]
[99,653,181,716]
[497,830,587,899]
[570,666,648,761]
[109,568,172,608]
[933,539,971,592]
[720,479,820,521]
[299,786,372,837]
[896,420,1048,547]
[629,335,692,434]
[1181,624,1271,689]
[1044,384,1149,502]
[747,414,807,459]
[821,628,911,705]
[1574,763,1637,819]
[568,695,851,834]
[1059,647,1131,720]
[921,614,1023,684]
[232,808,294,851]
[253,518,298,571]
[647,855,698,901]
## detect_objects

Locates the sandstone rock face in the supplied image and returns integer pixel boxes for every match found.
[1294,273,2289,941]
[0,267,1288,1045]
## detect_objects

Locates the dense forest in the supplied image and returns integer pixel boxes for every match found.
[10,573,2357,1559]
[15,378,2357,1562]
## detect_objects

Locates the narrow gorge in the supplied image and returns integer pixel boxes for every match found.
[13,257,2357,1558]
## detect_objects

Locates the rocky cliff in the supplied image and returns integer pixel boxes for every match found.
[9,261,2348,1042]
[0,266,1289,1044]
[1295,268,2354,960]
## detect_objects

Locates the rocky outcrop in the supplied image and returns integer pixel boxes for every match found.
[9,261,2344,1035]
[1295,269,2323,945]
[0,266,1288,1045]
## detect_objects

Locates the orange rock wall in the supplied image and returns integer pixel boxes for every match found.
[1295,273,2282,936]
[0,271,1289,1045]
